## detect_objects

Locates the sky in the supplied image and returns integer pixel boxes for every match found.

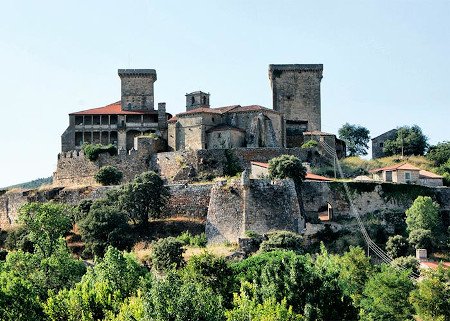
[0,0,449,187]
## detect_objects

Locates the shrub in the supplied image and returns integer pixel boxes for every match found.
[301,139,318,149]
[268,155,306,185]
[4,226,34,252]
[78,199,132,257]
[176,231,207,247]
[259,231,304,254]
[82,143,117,161]
[151,237,185,271]
[385,235,409,259]
[390,256,419,275]
[95,165,123,185]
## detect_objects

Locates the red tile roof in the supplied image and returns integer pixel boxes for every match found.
[70,101,159,115]
[305,173,334,181]
[174,104,281,119]
[419,169,443,179]
[250,162,333,181]
[369,163,421,173]
[251,161,269,168]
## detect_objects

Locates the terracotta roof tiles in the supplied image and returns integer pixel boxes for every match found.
[70,102,159,115]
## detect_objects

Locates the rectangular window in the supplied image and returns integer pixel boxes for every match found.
[405,172,411,183]
[385,171,393,182]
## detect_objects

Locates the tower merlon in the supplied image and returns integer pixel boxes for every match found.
[118,69,157,80]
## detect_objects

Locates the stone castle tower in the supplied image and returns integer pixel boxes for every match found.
[269,64,323,147]
[118,69,157,111]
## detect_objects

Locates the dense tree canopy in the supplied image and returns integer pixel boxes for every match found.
[359,265,414,321]
[427,141,450,166]
[383,125,428,156]
[338,123,370,156]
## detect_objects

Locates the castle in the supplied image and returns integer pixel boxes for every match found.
[55,64,345,186]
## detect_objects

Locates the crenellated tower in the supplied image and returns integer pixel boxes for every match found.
[269,64,323,147]
[118,69,157,111]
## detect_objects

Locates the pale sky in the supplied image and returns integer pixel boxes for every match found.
[1,0,449,187]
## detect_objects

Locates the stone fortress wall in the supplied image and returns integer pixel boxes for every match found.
[3,180,449,237]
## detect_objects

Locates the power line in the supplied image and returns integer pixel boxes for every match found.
[314,137,419,279]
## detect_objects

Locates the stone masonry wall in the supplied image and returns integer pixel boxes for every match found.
[301,181,450,221]
[152,147,320,182]
[206,176,303,244]
[0,183,213,230]
[53,136,163,186]
[162,184,213,219]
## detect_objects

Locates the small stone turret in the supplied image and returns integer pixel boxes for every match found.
[185,91,210,111]
[118,69,157,111]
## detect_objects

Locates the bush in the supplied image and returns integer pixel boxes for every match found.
[390,256,419,275]
[268,155,306,185]
[385,235,409,259]
[176,231,207,247]
[151,237,185,271]
[95,166,123,185]
[301,140,318,149]
[82,143,117,161]
[259,231,304,254]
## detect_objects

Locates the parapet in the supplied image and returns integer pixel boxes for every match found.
[118,69,157,79]
[269,64,323,72]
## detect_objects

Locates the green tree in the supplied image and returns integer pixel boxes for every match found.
[78,198,132,257]
[405,196,441,235]
[232,251,317,315]
[359,265,415,321]
[226,282,303,321]
[19,202,73,257]
[408,228,433,250]
[259,231,304,254]
[391,256,419,275]
[144,270,225,321]
[1,238,86,299]
[182,252,235,307]
[0,273,45,321]
[383,125,428,156]
[268,155,306,185]
[338,123,370,156]
[44,247,146,321]
[385,235,409,258]
[427,141,450,166]
[119,171,170,226]
[335,246,373,308]
[151,237,185,271]
[409,266,450,321]
[95,165,123,185]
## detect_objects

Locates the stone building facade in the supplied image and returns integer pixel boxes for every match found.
[269,64,323,147]
[61,69,171,152]
[371,129,398,159]
[167,103,284,151]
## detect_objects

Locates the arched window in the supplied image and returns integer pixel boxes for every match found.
[191,96,195,105]
[202,96,207,105]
